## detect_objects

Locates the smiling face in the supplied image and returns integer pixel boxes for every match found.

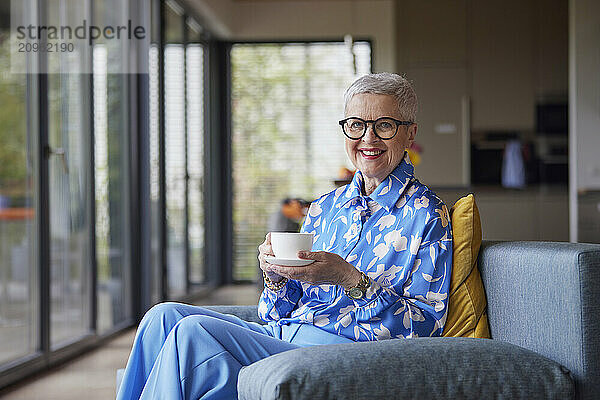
[344,93,417,191]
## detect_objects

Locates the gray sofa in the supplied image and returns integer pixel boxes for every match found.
[119,241,600,399]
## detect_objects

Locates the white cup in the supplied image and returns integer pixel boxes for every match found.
[270,232,314,260]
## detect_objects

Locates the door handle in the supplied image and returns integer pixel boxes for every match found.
[44,145,69,174]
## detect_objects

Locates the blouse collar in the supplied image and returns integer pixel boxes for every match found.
[343,151,415,212]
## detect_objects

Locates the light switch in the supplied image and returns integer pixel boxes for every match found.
[434,123,457,134]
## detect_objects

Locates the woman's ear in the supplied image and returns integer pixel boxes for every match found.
[408,123,418,142]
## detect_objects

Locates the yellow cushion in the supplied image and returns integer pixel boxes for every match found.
[442,194,491,338]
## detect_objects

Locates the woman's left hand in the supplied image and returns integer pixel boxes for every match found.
[268,251,362,290]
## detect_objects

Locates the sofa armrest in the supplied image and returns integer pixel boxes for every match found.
[479,241,600,399]
[202,305,262,324]
[238,337,573,400]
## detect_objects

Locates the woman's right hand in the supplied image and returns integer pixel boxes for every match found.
[258,232,284,282]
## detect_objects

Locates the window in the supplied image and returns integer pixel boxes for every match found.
[186,28,205,284]
[46,0,93,348]
[149,0,162,304]
[231,41,371,280]
[164,0,187,297]
[0,0,39,365]
[93,0,132,333]
[0,0,145,386]
[163,0,207,296]
[0,0,215,388]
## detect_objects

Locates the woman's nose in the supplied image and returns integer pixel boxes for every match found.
[362,124,380,143]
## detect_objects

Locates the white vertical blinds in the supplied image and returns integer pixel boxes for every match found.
[164,44,186,296]
[186,44,205,283]
[148,43,161,303]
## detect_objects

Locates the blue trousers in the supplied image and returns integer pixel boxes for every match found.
[116,302,353,399]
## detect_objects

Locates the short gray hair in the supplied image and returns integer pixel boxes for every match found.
[343,73,418,122]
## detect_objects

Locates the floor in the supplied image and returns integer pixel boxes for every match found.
[0,284,262,400]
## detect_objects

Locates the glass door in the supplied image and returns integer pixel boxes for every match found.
[46,0,93,348]
[0,0,40,365]
[163,1,207,297]
[93,0,132,334]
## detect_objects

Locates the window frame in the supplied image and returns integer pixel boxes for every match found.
[0,0,224,389]
[158,0,222,301]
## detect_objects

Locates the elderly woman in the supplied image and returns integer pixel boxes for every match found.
[117,72,452,400]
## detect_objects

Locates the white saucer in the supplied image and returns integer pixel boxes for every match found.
[265,256,315,267]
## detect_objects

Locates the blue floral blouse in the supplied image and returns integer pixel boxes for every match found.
[258,152,453,341]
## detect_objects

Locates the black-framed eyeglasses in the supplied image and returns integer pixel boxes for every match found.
[338,117,413,140]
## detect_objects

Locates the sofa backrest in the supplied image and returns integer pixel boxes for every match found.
[478,240,600,400]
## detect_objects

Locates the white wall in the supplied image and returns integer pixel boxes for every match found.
[186,0,396,73]
[469,0,536,132]
[570,0,600,191]
[396,0,469,186]
[569,0,600,242]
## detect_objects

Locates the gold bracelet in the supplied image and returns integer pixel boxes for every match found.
[263,271,288,291]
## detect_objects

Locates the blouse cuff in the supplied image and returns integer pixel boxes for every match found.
[348,277,383,307]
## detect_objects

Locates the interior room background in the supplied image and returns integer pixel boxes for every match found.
[0,0,598,390]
